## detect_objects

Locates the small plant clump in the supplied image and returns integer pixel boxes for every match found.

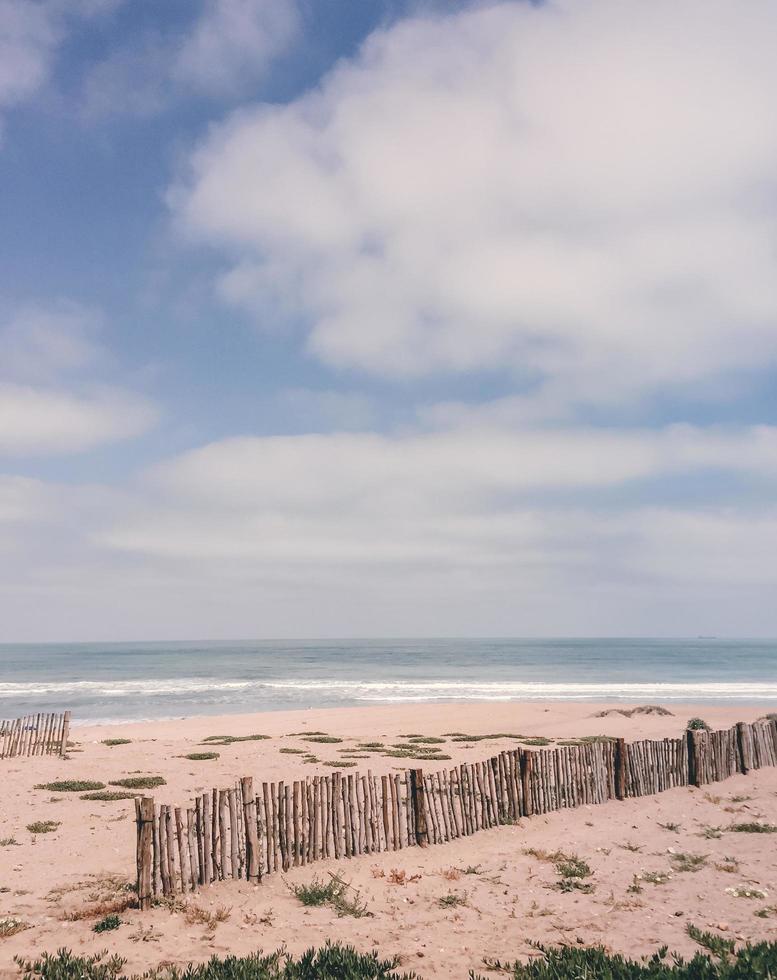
[670,852,708,873]
[437,891,468,909]
[687,717,710,731]
[0,917,28,938]
[726,885,769,899]
[303,735,343,744]
[93,914,121,933]
[109,776,166,789]
[325,760,357,768]
[292,874,370,918]
[102,739,131,747]
[35,780,105,792]
[201,734,270,745]
[727,821,777,834]
[181,752,219,761]
[27,820,60,834]
[80,791,138,801]
[0,837,18,847]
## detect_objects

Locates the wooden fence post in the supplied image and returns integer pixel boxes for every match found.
[59,711,71,757]
[410,769,428,847]
[241,777,261,883]
[687,729,702,786]
[614,738,626,800]
[520,750,534,817]
[135,797,155,911]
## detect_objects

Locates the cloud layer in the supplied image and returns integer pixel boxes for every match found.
[174,0,777,415]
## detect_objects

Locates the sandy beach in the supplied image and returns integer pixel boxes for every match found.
[2,701,776,977]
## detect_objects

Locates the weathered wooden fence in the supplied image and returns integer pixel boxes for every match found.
[0,711,71,759]
[135,718,777,909]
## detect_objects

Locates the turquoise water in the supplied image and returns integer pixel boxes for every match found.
[0,638,775,724]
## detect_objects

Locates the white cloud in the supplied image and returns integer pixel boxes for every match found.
[99,422,777,561]
[2,419,777,638]
[0,0,121,135]
[0,301,103,382]
[173,0,299,96]
[172,0,777,414]
[0,0,61,115]
[81,0,299,120]
[0,383,157,455]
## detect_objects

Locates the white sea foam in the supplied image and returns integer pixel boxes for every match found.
[2,679,777,700]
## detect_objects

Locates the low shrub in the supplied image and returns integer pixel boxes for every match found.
[15,943,418,978]
[728,822,777,834]
[27,820,60,834]
[109,776,166,789]
[101,739,131,747]
[201,734,270,745]
[687,717,711,731]
[292,874,370,918]
[81,791,138,801]
[35,780,105,792]
[181,753,219,761]
[474,941,777,978]
[92,914,121,933]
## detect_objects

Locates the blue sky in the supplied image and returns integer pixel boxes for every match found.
[1,0,777,641]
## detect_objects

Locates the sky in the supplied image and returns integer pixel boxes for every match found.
[1,0,776,642]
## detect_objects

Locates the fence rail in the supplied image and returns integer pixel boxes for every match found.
[0,711,71,759]
[134,718,777,910]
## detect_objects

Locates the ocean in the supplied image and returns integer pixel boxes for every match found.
[0,638,775,724]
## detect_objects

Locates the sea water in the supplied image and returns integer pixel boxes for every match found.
[0,637,775,724]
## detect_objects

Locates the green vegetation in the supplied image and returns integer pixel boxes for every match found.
[699,825,723,839]
[637,870,672,885]
[80,791,138,801]
[437,891,468,909]
[473,941,777,978]
[201,734,270,745]
[14,944,418,979]
[520,737,552,747]
[669,852,707,873]
[27,820,60,834]
[101,739,131,747]
[687,717,710,731]
[302,735,343,744]
[0,917,28,938]
[0,837,18,847]
[279,747,306,754]
[109,776,166,789]
[92,915,121,933]
[524,848,593,893]
[727,822,777,833]
[658,822,682,832]
[726,885,768,899]
[14,940,777,979]
[181,752,219,761]
[35,780,105,792]
[407,736,446,745]
[292,874,370,918]
[325,760,357,768]
[686,924,735,958]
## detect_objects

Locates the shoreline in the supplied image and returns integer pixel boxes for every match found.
[69,699,774,742]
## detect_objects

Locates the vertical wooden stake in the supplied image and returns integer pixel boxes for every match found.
[241,777,261,883]
[135,797,154,910]
[410,769,428,847]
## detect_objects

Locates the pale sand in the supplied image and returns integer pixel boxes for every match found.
[2,702,777,977]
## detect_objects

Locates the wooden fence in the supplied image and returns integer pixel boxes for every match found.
[134,718,777,910]
[0,711,71,759]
